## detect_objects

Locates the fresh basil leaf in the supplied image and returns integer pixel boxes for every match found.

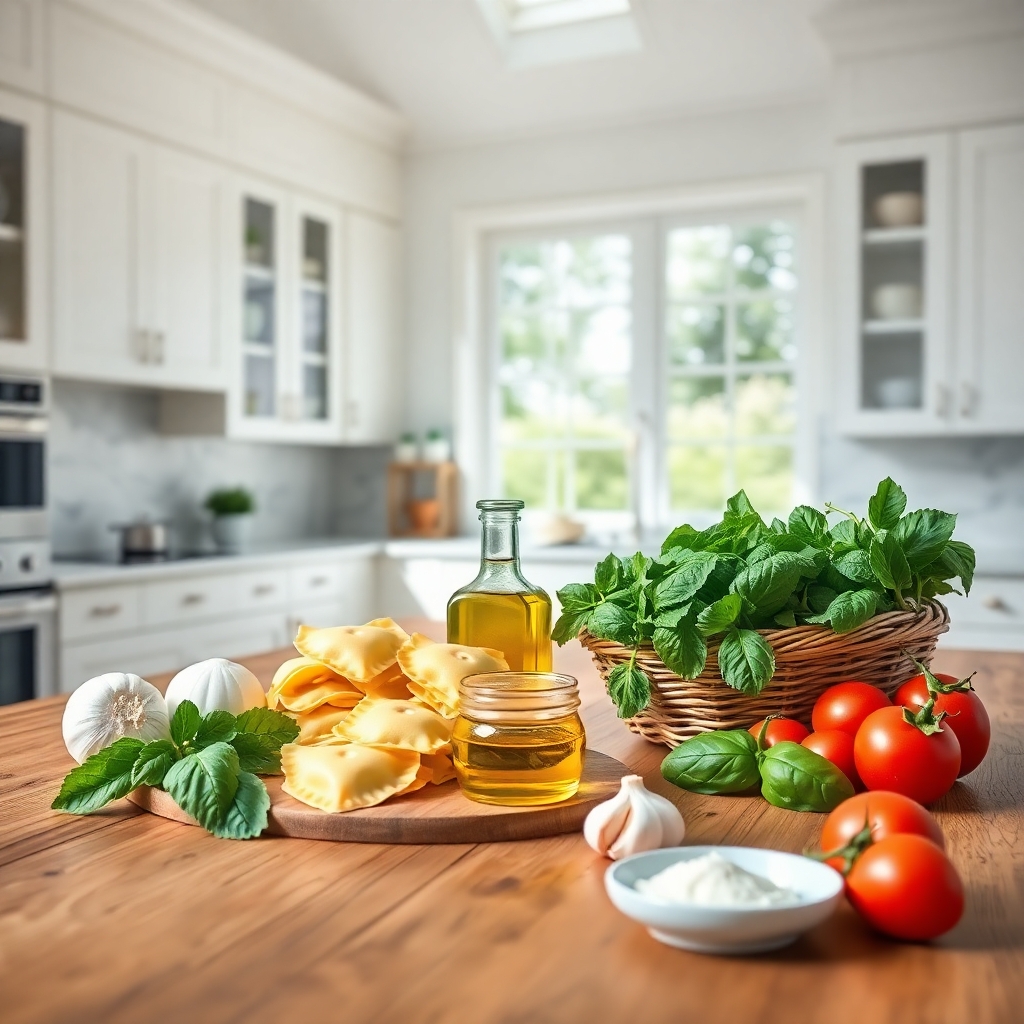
[725,490,759,520]
[770,517,787,535]
[661,523,698,554]
[807,584,838,613]
[661,730,761,794]
[826,588,879,633]
[652,551,718,610]
[759,742,855,812]
[867,477,907,531]
[194,710,237,748]
[774,610,797,627]
[606,662,650,719]
[922,579,958,598]
[653,620,707,680]
[588,601,638,645]
[552,607,592,644]
[893,509,958,571]
[556,582,600,613]
[788,505,829,546]
[628,553,653,586]
[869,532,913,591]
[718,628,776,695]
[730,552,805,618]
[234,707,300,745]
[696,593,742,635]
[130,739,178,788]
[933,539,976,596]
[653,603,691,628]
[695,553,744,602]
[170,700,202,748]
[162,742,240,833]
[828,519,859,554]
[51,737,146,814]
[210,771,271,840]
[833,549,877,584]
[594,553,624,595]
[230,733,285,774]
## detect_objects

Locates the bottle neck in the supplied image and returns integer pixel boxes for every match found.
[480,512,520,565]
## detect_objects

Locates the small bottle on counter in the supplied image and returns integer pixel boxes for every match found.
[446,499,552,671]
[452,671,586,806]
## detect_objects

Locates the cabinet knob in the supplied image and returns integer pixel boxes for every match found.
[135,329,151,363]
[182,593,205,606]
[983,595,1009,612]
[90,604,122,617]
[253,584,275,596]
[153,331,166,365]
[961,382,978,418]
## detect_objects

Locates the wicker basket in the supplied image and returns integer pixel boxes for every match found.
[579,600,950,748]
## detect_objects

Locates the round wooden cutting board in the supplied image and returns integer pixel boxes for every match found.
[127,749,630,844]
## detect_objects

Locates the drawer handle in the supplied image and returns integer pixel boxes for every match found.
[182,593,206,606]
[310,576,329,587]
[983,595,1009,612]
[89,603,122,617]
[253,584,275,596]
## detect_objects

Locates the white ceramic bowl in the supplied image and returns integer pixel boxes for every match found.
[875,376,920,409]
[871,283,922,320]
[873,191,924,227]
[605,846,843,955]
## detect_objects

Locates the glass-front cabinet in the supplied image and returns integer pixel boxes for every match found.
[232,183,342,442]
[0,89,46,371]
[837,134,951,435]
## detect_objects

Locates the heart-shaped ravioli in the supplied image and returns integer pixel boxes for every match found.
[281,743,420,813]
[334,698,452,754]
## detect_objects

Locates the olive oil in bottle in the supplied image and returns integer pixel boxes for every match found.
[446,499,552,671]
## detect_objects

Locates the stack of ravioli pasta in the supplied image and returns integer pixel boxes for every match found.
[267,618,507,812]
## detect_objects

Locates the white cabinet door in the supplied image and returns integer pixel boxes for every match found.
[151,145,228,391]
[345,212,401,443]
[955,123,1024,434]
[0,87,47,370]
[52,110,151,382]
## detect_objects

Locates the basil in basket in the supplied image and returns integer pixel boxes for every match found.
[551,478,975,717]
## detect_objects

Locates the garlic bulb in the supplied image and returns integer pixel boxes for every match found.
[165,658,265,717]
[583,775,685,860]
[62,673,170,764]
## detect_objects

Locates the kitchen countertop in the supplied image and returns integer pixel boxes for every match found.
[2,636,1021,1024]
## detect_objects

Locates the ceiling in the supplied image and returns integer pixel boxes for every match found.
[184,0,838,150]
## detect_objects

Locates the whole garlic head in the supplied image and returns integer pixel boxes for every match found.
[165,658,266,717]
[62,673,170,764]
[583,775,685,860]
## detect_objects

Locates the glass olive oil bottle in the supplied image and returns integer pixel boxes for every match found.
[447,499,552,671]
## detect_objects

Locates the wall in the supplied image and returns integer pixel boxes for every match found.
[49,379,388,558]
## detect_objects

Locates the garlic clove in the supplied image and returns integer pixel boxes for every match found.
[583,774,686,860]
[62,673,170,764]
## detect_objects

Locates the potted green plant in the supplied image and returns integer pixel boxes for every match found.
[423,428,451,463]
[205,487,256,554]
[393,432,419,464]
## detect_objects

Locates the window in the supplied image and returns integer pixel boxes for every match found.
[488,210,803,528]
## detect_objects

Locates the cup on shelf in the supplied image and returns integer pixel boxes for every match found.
[407,498,440,532]
[875,376,920,409]
[873,191,924,228]
[871,283,922,321]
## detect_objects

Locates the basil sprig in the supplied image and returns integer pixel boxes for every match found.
[52,700,298,839]
[661,725,855,813]
[554,477,975,718]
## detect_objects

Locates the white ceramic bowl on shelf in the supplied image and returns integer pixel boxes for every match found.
[873,191,924,227]
[605,846,843,955]
[876,377,921,409]
[871,283,922,320]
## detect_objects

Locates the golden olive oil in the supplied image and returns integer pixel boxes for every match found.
[446,584,552,672]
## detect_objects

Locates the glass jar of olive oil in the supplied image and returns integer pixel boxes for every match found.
[447,499,552,671]
[452,672,586,806]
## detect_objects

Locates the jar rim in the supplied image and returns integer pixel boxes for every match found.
[459,671,577,697]
[458,671,581,721]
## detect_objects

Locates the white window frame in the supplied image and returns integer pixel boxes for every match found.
[452,175,824,538]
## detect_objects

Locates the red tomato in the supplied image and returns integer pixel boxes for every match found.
[802,730,861,790]
[854,705,961,804]
[812,682,892,736]
[748,717,809,747]
[820,791,945,856]
[894,673,990,777]
[844,833,964,941]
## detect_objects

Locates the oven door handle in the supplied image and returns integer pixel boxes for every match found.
[0,594,57,619]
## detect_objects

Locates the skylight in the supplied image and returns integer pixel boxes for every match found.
[477,0,640,68]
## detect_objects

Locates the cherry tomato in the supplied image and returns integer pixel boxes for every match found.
[820,791,945,855]
[854,705,961,804]
[802,730,861,790]
[812,682,892,736]
[894,673,990,777]
[844,833,964,941]
[748,717,809,747]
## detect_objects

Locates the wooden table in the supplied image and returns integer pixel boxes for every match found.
[2,632,1022,1024]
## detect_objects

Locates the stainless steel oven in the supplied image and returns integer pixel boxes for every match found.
[0,587,56,703]
[0,375,48,540]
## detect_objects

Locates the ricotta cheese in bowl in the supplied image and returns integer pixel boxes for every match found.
[636,851,798,908]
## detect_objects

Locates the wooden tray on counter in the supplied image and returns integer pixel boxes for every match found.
[127,749,629,844]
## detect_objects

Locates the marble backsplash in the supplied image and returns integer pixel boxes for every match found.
[49,380,390,559]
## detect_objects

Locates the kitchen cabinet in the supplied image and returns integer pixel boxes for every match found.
[52,110,228,392]
[345,212,402,443]
[0,88,47,371]
[228,180,345,443]
[838,123,1024,437]
[954,123,1024,434]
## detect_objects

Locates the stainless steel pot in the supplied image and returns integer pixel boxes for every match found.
[110,520,170,561]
